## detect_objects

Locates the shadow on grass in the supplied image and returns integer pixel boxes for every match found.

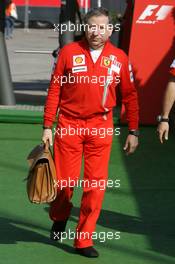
[0,216,75,255]
[116,127,175,258]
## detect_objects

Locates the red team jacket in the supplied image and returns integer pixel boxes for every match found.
[44,39,139,130]
[170,59,175,76]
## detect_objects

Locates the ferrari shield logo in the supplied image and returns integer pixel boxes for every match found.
[101,56,112,68]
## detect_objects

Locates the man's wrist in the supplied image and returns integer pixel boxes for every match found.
[157,115,169,123]
[161,114,169,119]
[129,130,140,137]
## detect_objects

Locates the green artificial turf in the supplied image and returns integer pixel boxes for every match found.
[0,109,43,124]
[0,109,119,125]
[0,123,175,264]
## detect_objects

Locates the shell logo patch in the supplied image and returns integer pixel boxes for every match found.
[101,56,112,68]
[73,55,85,66]
[75,57,83,64]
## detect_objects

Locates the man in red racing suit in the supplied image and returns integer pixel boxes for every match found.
[157,59,175,143]
[42,7,139,258]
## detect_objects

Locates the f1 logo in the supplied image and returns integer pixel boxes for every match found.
[137,5,173,24]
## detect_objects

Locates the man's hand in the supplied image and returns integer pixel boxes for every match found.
[157,122,169,144]
[123,135,138,155]
[42,128,53,146]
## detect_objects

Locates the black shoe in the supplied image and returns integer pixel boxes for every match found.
[76,246,99,258]
[50,219,68,241]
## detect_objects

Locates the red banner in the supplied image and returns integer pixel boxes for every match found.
[14,0,61,7]
[122,0,175,125]
[77,0,91,8]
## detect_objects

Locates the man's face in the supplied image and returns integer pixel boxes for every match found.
[85,15,113,50]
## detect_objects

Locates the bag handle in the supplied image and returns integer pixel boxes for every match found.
[44,140,50,151]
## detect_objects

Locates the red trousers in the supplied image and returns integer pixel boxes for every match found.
[49,112,113,248]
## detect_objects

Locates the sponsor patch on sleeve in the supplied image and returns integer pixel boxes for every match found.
[170,59,175,69]
[170,63,175,76]
[129,63,134,82]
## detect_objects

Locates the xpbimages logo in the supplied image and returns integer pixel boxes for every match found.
[136,5,173,24]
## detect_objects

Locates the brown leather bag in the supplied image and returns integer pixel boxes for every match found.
[26,141,57,204]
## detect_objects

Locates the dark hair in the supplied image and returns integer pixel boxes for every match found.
[83,7,112,25]
[5,0,12,8]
